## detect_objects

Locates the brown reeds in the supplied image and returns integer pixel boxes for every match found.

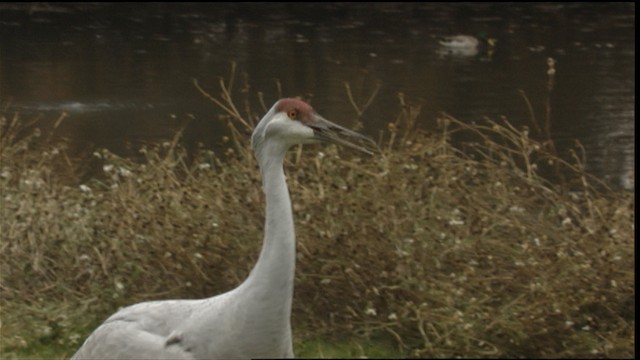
[0,68,634,358]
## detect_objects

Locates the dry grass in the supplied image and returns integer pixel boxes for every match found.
[0,73,634,358]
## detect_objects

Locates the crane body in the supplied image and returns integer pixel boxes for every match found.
[72,98,374,359]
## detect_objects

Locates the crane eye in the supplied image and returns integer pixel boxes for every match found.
[287,110,297,119]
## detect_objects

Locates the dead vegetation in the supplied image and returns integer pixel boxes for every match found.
[0,70,634,358]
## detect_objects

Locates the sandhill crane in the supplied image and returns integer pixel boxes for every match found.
[72,98,376,359]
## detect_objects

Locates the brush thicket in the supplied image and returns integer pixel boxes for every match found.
[1,71,633,358]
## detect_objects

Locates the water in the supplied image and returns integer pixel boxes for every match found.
[0,3,634,189]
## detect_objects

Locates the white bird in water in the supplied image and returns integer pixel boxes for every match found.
[72,98,376,359]
[438,34,497,49]
[437,34,497,57]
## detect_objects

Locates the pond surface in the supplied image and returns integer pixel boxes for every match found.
[0,3,634,189]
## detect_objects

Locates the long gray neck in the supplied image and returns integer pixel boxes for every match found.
[241,140,295,305]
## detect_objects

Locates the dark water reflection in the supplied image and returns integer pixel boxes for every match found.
[0,3,634,190]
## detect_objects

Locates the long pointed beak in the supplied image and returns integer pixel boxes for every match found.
[307,115,378,155]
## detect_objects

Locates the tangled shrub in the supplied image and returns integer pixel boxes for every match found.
[0,88,634,358]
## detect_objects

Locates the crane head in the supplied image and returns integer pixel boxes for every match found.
[252,98,377,155]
